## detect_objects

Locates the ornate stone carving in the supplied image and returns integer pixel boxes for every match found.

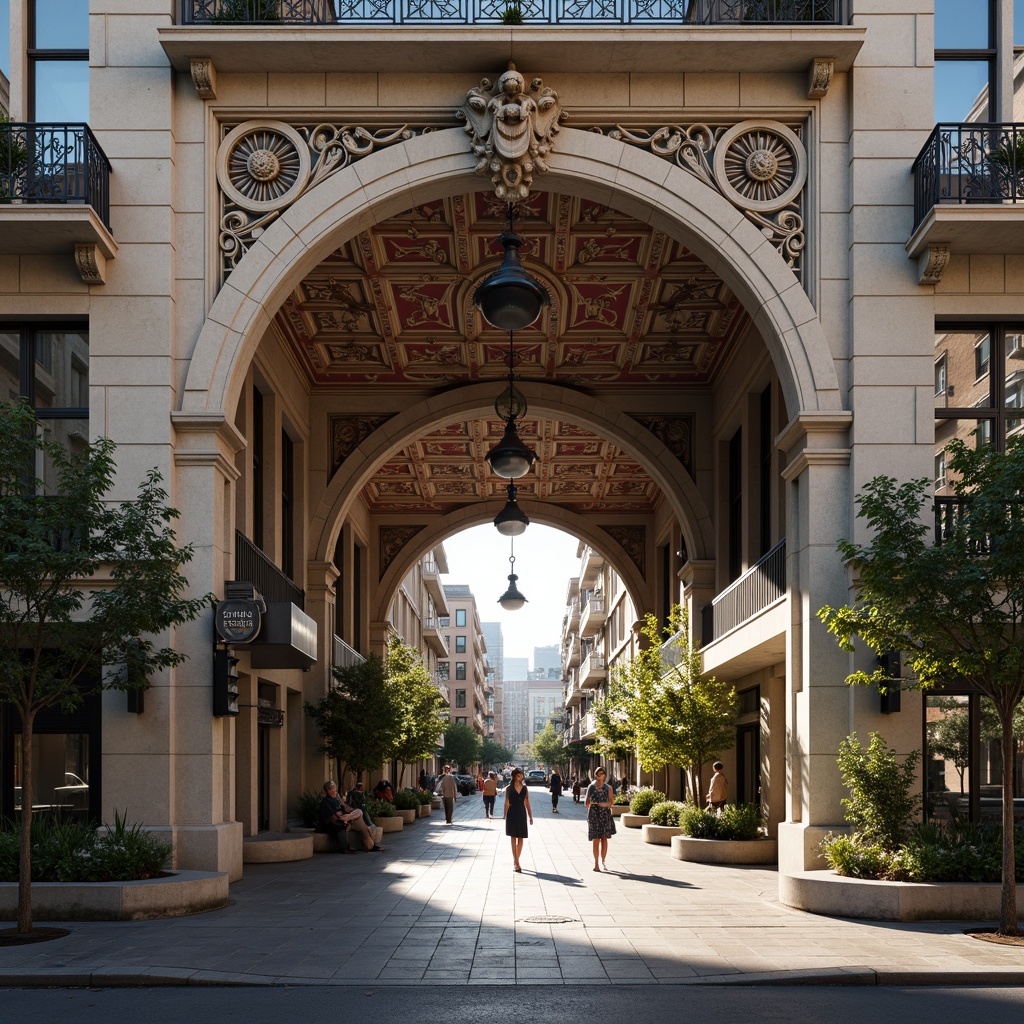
[599,120,807,279]
[919,244,951,285]
[379,525,425,580]
[632,415,693,475]
[217,119,431,281]
[74,243,106,285]
[458,64,567,200]
[807,58,834,99]
[603,525,646,580]
[331,415,393,473]
[190,58,217,100]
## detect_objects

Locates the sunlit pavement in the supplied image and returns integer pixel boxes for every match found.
[2,792,1023,987]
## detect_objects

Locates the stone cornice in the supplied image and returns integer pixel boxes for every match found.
[775,411,853,455]
[781,448,851,482]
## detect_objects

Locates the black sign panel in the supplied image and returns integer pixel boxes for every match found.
[214,600,262,644]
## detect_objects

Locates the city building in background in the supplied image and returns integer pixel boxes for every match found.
[440,586,491,737]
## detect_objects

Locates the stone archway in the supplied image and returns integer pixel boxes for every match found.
[180,127,841,427]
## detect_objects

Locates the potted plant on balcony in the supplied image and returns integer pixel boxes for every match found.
[0,113,28,203]
[986,131,1024,200]
[500,3,524,23]
[211,0,280,23]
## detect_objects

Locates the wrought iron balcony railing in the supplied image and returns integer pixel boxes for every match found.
[913,123,1024,230]
[933,496,1024,554]
[182,0,842,26]
[0,123,111,229]
[701,538,785,646]
[235,530,305,608]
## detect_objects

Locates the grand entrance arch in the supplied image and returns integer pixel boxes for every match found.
[179,127,841,424]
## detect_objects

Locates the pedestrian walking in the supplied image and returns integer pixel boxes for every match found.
[549,768,563,813]
[570,773,581,804]
[435,764,458,824]
[482,770,498,818]
[706,761,728,812]
[585,766,616,872]
[503,766,533,872]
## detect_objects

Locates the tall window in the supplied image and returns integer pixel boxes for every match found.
[252,387,264,549]
[281,430,294,580]
[455,609,467,627]
[29,0,89,122]
[0,324,88,493]
[455,662,466,680]
[727,428,743,582]
[455,689,466,708]
[455,635,466,654]
[934,0,994,123]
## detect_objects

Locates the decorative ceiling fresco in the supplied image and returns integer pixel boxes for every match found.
[274,191,750,389]
[291,191,747,518]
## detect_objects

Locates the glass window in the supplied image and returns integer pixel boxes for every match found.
[29,0,90,122]
[455,609,467,627]
[934,60,993,123]
[925,694,972,822]
[935,453,947,490]
[1016,0,1024,46]
[455,716,466,724]
[0,0,10,79]
[979,696,1024,823]
[14,733,91,823]
[437,662,449,681]
[455,662,466,680]
[975,335,991,379]
[935,0,991,50]
[32,61,90,123]
[935,329,992,411]
[455,689,466,708]
[455,635,466,654]
[935,355,948,396]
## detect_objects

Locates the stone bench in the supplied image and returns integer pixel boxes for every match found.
[242,832,313,863]
[292,826,384,852]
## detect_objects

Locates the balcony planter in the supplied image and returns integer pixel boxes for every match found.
[671,835,778,865]
[642,824,682,845]
[621,813,651,829]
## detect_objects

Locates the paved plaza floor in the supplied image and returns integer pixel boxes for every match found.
[2,792,1023,987]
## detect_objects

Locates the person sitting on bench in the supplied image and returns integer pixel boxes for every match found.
[318,780,384,852]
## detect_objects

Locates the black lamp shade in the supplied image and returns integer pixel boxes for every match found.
[473,230,550,332]
[498,573,528,610]
[494,488,530,536]
[486,419,538,479]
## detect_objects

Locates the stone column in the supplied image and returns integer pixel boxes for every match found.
[679,559,715,646]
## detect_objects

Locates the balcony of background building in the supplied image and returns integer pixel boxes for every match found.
[563,595,579,646]
[699,538,786,677]
[422,618,449,658]
[161,1,862,76]
[562,633,580,672]
[578,544,604,590]
[0,123,116,283]
[909,124,1024,278]
[422,555,449,617]
[333,634,366,669]
[579,589,606,637]
[564,669,582,707]
[433,672,450,702]
[579,647,606,688]
[581,710,597,740]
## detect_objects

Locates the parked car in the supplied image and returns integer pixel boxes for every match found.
[525,769,547,786]
[454,773,477,795]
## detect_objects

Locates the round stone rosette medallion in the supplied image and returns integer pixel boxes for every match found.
[217,120,311,214]
[712,121,806,214]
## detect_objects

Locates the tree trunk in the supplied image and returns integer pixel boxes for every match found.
[18,710,35,934]
[999,708,1018,935]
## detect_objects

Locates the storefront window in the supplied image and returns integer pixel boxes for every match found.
[14,733,91,822]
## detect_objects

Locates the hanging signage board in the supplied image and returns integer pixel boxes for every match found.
[214,599,262,644]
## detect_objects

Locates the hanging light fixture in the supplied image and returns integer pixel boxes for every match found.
[493,482,530,536]
[472,204,550,332]
[497,536,528,611]
[485,329,538,479]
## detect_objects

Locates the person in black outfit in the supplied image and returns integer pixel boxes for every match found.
[549,769,563,813]
[503,767,533,872]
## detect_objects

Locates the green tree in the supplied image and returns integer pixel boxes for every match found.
[386,636,449,783]
[480,737,513,768]
[819,437,1024,934]
[629,608,736,800]
[305,652,399,787]
[532,721,567,771]
[562,738,594,775]
[514,740,535,764]
[591,668,637,775]
[440,721,482,772]
[0,401,211,934]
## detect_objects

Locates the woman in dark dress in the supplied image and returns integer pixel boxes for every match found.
[585,765,616,872]
[503,767,534,872]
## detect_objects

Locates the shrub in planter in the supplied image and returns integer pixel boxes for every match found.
[365,796,397,820]
[717,802,763,841]
[679,803,720,839]
[295,788,322,828]
[392,789,420,811]
[612,790,632,806]
[629,789,665,815]
[648,801,684,827]
[415,789,433,806]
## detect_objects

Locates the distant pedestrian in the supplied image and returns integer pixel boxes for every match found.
[585,766,616,872]
[549,769,563,813]
[435,764,458,824]
[570,774,581,804]
[482,771,498,818]
[706,762,728,812]
[503,767,533,872]
[419,768,428,790]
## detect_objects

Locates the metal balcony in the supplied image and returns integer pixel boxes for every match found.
[562,634,580,672]
[235,531,304,607]
[580,649,606,688]
[422,624,449,658]
[701,538,785,646]
[0,122,116,277]
[564,672,582,707]
[181,0,843,26]
[581,711,597,739]
[332,634,366,668]
[579,545,604,589]
[579,591,606,637]
[909,123,1024,269]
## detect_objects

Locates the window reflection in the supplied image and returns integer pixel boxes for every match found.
[934,60,992,123]
[926,695,971,821]
[14,733,91,822]
[935,0,991,50]
[978,697,1024,823]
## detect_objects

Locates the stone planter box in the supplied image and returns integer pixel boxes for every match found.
[378,815,404,833]
[431,797,442,810]
[610,804,628,817]
[642,823,682,845]
[780,869,1024,922]
[291,825,384,852]
[398,808,417,824]
[0,871,228,922]
[417,804,431,817]
[671,835,778,865]
[243,832,312,863]
[621,813,651,829]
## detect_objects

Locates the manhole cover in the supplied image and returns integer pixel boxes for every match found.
[520,915,576,924]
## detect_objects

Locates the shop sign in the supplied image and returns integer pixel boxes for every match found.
[214,600,262,644]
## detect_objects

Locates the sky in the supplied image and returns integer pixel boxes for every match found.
[440,523,580,666]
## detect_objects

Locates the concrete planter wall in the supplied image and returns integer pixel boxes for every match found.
[672,835,778,864]
[431,797,442,810]
[417,804,431,817]
[642,824,682,845]
[610,804,628,817]
[621,813,651,829]
[780,869,1024,922]
[398,808,417,824]
[378,815,404,833]
[0,871,228,922]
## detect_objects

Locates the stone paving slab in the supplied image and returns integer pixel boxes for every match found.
[3,793,1024,987]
